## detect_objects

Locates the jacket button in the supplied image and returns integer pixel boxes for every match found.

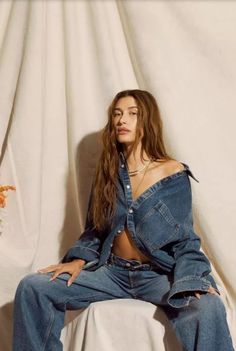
[117,229,122,233]
[126,185,130,189]
[129,208,133,213]
[125,262,131,267]
[121,164,125,168]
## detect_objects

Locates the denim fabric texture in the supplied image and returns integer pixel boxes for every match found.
[13,253,234,351]
[13,152,235,350]
[61,152,219,308]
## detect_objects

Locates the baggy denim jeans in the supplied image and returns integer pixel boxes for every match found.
[13,252,234,351]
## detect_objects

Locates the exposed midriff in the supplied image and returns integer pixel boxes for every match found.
[111,159,184,263]
[111,225,152,263]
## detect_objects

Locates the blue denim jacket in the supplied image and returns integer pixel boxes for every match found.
[62,152,220,308]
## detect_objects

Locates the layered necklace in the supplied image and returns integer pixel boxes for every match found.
[127,158,153,200]
[128,159,152,176]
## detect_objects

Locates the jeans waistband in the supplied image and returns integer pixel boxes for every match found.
[107,252,156,271]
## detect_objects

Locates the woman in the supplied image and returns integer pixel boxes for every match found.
[13,89,234,351]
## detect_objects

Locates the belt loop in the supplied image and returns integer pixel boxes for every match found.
[110,252,114,264]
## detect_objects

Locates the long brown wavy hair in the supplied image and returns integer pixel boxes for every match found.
[88,89,175,231]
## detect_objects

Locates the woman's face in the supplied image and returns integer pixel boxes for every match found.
[112,96,140,146]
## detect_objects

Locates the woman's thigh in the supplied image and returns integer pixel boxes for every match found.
[161,292,228,323]
[18,265,131,311]
[133,270,173,306]
[133,269,228,319]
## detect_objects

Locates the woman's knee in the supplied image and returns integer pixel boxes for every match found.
[16,272,51,297]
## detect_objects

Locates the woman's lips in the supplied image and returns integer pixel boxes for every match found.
[117,129,130,134]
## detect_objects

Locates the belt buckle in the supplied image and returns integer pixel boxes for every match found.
[130,261,144,270]
[133,263,143,270]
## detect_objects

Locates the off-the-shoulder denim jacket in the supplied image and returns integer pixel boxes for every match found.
[62,152,220,308]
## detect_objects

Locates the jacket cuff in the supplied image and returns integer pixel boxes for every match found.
[60,246,100,264]
[167,275,220,308]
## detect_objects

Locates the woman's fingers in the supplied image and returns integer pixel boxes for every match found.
[49,269,65,282]
[67,269,82,287]
[207,286,219,295]
[37,264,62,273]
[49,267,82,284]
[194,286,219,299]
[37,261,83,286]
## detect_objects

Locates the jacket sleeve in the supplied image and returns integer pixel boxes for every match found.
[167,180,220,308]
[60,185,105,267]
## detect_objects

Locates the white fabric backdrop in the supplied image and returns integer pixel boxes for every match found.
[0,0,235,350]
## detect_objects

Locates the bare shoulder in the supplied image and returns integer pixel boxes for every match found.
[150,159,185,178]
[166,159,185,173]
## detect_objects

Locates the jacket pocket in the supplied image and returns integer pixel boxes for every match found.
[135,200,181,252]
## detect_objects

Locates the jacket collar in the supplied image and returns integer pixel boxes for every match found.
[118,151,199,182]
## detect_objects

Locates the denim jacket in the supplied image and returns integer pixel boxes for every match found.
[62,152,220,308]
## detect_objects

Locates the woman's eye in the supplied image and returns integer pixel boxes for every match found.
[112,111,137,117]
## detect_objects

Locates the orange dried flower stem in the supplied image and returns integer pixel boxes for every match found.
[0,184,16,208]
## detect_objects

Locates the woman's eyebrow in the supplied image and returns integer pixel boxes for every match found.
[113,106,138,111]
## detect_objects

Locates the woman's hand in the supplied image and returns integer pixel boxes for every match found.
[37,259,86,287]
[194,286,219,299]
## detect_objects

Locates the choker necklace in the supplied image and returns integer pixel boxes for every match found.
[128,159,152,176]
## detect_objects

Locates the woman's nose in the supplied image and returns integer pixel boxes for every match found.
[119,112,128,123]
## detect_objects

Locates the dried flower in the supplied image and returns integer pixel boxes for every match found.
[0,185,16,208]
[0,185,16,233]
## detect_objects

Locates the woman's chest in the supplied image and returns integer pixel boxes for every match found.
[129,172,162,201]
[128,161,184,201]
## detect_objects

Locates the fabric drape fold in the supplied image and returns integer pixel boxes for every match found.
[0,1,235,350]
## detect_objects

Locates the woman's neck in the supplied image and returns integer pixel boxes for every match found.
[122,145,150,170]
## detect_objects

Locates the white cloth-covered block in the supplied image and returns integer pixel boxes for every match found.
[61,299,183,351]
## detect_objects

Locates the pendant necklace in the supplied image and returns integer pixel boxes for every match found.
[129,159,152,200]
